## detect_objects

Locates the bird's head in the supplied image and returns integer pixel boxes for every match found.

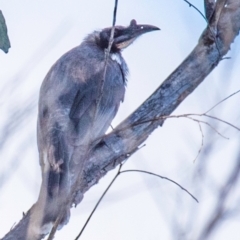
[98,19,160,53]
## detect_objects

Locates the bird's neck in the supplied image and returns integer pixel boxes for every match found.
[83,31,129,83]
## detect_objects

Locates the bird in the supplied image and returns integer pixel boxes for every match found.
[35,19,159,230]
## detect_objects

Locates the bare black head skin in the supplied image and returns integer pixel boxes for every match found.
[94,19,160,53]
[35,19,159,234]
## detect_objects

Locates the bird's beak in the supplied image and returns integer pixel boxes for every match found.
[114,19,160,50]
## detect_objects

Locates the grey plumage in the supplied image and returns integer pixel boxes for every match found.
[36,19,159,229]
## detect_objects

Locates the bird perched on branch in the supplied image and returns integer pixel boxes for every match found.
[36,19,159,230]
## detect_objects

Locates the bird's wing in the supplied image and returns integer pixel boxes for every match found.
[37,47,126,220]
[37,47,98,200]
[36,45,126,226]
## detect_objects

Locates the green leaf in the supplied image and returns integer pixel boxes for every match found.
[0,10,11,53]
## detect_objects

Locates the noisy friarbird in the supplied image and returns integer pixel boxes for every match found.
[35,19,159,231]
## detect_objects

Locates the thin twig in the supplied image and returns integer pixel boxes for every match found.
[75,160,198,239]
[205,89,240,114]
[203,114,240,131]
[182,0,208,22]
[76,1,118,236]
[182,0,225,58]
[95,0,118,114]
[74,164,123,240]
[120,169,199,203]
[116,112,240,137]
[193,122,204,162]
[184,116,229,139]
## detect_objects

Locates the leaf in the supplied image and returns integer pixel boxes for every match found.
[0,10,11,53]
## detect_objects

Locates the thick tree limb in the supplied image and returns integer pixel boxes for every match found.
[2,1,240,239]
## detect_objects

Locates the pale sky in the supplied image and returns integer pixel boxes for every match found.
[1,1,240,239]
